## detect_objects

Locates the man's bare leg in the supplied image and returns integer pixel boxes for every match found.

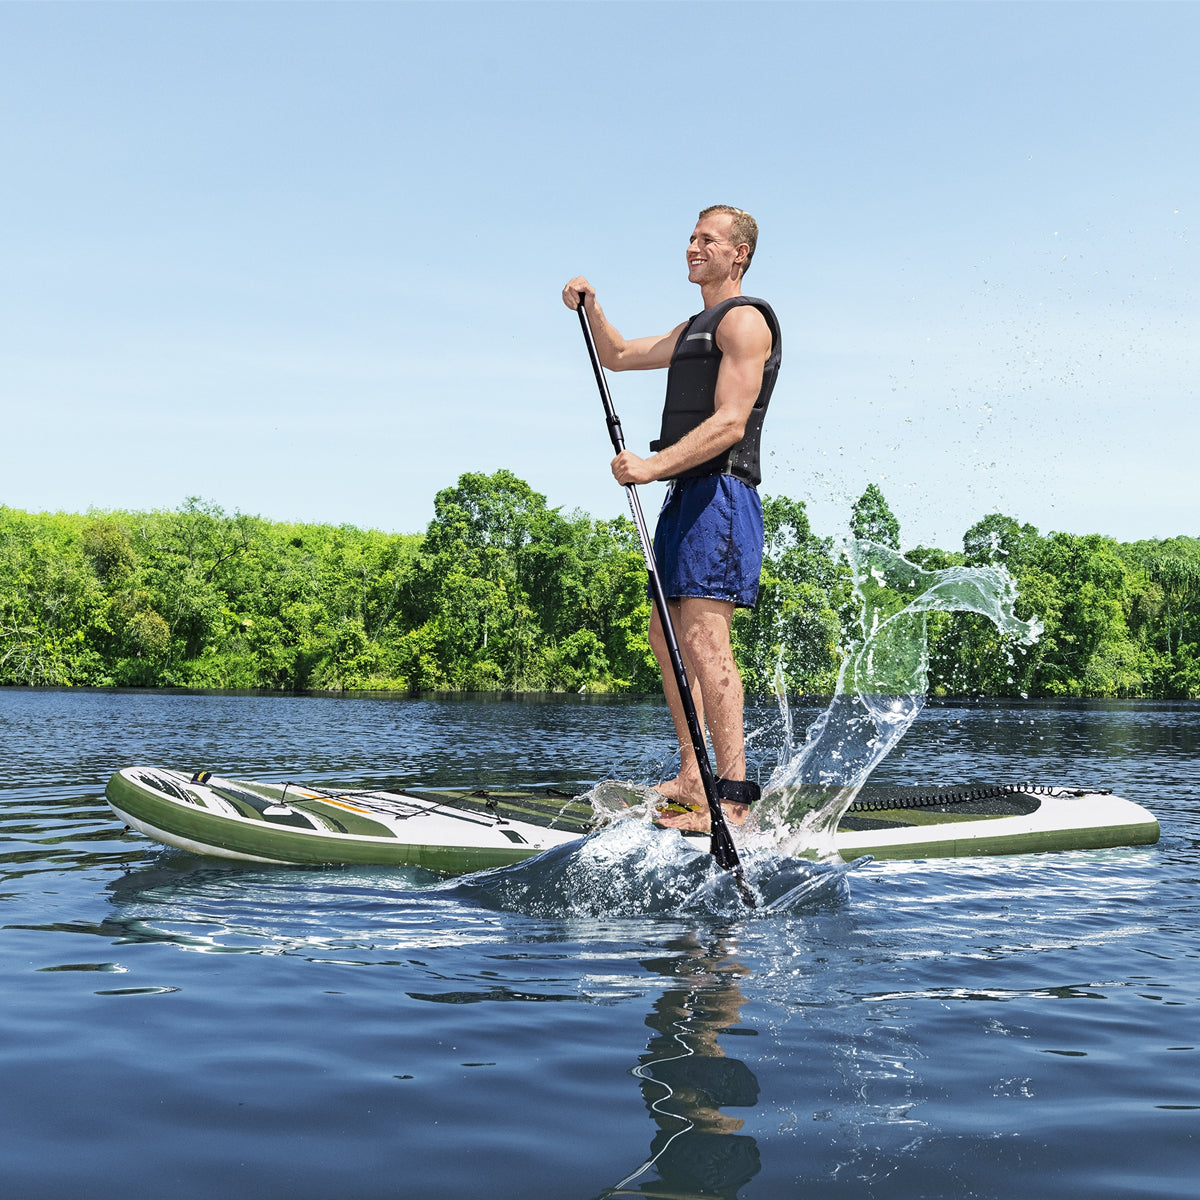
[649,600,705,802]
[649,597,752,830]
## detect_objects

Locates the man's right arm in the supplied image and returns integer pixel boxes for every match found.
[562,276,684,372]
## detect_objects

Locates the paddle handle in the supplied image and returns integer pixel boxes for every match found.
[575,302,751,896]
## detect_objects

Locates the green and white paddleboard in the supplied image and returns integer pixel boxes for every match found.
[106,767,1160,871]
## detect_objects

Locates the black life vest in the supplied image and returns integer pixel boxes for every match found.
[649,296,781,486]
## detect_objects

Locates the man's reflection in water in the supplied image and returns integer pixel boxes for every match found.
[603,930,760,1199]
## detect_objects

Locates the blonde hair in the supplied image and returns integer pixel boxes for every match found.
[699,205,759,276]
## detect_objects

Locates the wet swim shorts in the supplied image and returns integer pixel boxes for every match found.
[652,475,763,608]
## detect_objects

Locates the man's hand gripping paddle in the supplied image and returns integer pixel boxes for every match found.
[575,302,757,907]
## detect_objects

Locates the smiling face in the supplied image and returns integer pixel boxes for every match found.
[686,212,750,288]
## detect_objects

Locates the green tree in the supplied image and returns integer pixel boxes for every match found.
[850,483,900,549]
[962,513,1041,568]
[570,516,657,691]
[733,495,842,694]
[0,508,109,685]
[920,514,1047,695]
[404,470,645,692]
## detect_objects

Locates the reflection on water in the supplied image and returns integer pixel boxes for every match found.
[62,841,805,1198]
[601,931,760,1200]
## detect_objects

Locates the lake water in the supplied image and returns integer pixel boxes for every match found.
[1,687,1197,1199]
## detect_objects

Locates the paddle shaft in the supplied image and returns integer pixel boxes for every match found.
[575,302,750,890]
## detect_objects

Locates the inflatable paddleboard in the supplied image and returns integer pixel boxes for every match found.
[105,767,1159,871]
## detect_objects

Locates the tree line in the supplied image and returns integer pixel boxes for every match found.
[2,472,1198,698]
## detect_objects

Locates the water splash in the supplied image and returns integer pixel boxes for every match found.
[771,651,794,776]
[462,539,1040,913]
[745,538,1042,859]
[452,816,858,918]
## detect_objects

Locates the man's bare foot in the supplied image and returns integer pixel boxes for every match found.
[657,801,750,831]
[653,774,705,806]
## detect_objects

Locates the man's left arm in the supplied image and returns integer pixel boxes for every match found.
[611,305,772,485]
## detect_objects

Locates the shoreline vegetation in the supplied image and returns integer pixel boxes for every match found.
[3,470,1199,699]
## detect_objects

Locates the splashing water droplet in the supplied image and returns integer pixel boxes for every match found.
[745,539,1042,859]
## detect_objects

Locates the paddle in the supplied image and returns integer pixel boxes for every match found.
[575,301,756,906]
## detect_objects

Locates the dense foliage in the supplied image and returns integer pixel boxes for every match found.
[916,514,1200,699]
[3,473,1199,697]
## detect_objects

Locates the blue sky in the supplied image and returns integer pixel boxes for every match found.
[2,1,1195,551]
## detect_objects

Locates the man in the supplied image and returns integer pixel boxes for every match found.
[562,205,781,832]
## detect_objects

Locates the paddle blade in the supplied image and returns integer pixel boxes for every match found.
[710,819,757,907]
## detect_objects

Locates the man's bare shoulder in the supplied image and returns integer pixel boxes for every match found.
[714,303,772,356]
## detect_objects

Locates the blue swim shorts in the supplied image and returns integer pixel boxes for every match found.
[652,474,764,608]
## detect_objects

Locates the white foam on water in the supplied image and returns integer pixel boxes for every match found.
[452,814,857,918]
